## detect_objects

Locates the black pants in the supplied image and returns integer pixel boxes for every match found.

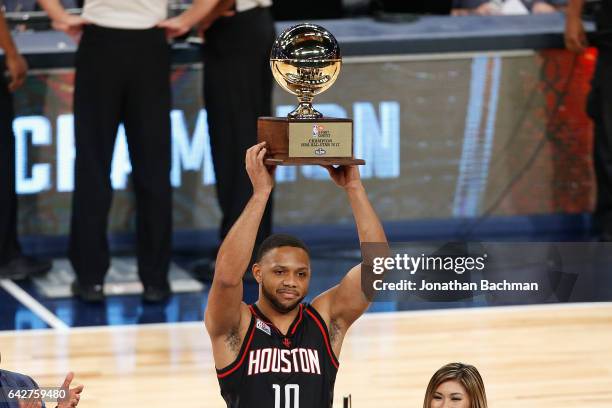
[0,75,22,264]
[69,25,172,287]
[202,7,275,249]
[587,47,612,236]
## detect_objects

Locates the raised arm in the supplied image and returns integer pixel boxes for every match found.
[0,11,28,91]
[204,142,275,339]
[313,166,387,341]
[565,0,587,52]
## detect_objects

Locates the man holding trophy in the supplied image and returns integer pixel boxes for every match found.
[204,26,382,407]
[205,141,385,407]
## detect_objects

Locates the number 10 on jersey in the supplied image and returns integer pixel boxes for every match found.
[273,384,299,408]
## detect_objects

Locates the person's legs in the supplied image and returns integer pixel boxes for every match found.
[201,8,275,277]
[0,74,21,265]
[0,69,52,279]
[203,50,238,241]
[588,50,612,240]
[123,28,172,300]
[69,26,124,299]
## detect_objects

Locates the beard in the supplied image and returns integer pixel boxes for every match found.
[261,281,305,314]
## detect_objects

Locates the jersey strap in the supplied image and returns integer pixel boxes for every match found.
[216,314,257,379]
[305,305,340,369]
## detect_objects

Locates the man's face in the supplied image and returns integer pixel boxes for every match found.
[254,246,311,314]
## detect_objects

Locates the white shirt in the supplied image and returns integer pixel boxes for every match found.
[82,0,168,30]
[235,0,272,13]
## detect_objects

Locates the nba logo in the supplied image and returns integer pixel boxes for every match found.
[312,124,324,137]
[256,319,271,336]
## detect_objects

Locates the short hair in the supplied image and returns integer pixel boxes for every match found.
[255,234,310,262]
[423,362,487,408]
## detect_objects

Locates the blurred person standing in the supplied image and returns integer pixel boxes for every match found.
[35,0,218,302]
[566,0,612,241]
[193,0,275,280]
[0,8,52,281]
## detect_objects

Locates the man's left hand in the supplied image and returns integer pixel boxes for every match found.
[322,165,363,191]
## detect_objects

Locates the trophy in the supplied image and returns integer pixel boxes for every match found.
[258,23,365,166]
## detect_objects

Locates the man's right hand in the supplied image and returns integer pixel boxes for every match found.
[245,142,275,196]
[565,14,588,53]
[52,14,88,42]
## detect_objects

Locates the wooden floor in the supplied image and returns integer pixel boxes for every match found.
[1,303,611,407]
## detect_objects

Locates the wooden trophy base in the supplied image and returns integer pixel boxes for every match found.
[263,157,366,166]
[257,116,365,166]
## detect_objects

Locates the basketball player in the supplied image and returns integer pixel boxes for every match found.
[204,142,388,407]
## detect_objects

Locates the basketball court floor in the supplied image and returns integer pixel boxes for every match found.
[1,250,611,407]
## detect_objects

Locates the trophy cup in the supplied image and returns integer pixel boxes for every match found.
[258,23,365,166]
